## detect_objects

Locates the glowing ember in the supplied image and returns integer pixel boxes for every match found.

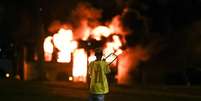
[72,49,88,82]
[43,36,54,61]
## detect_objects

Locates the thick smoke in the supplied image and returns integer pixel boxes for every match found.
[70,2,102,40]
[116,7,162,85]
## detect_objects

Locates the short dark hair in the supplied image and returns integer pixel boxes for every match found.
[95,51,103,56]
[95,48,103,57]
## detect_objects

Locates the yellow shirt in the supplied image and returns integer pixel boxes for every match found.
[88,60,110,94]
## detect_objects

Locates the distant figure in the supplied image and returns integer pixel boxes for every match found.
[88,48,111,101]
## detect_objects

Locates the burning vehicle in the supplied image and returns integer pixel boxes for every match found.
[23,2,152,85]
[42,26,124,82]
[1,0,200,86]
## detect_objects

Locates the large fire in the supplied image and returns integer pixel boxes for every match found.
[43,24,124,83]
[43,36,54,62]
[43,3,132,84]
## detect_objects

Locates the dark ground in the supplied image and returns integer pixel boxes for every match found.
[0,81,201,101]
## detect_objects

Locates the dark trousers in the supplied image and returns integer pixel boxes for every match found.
[89,94,105,101]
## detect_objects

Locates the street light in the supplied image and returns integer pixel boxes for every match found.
[5,73,10,78]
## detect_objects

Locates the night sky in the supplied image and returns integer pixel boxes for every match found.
[0,0,201,37]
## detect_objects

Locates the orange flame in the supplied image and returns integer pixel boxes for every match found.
[72,49,88,82]
[91,26,113,40]
[103,35,123,63]
[43,36,53,61]
[52,28,77,63]
[115,49,123,56]
[74,19,91,40]
[43,14,128,84]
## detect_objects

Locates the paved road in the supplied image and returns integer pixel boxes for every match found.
[0,81,201,101]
